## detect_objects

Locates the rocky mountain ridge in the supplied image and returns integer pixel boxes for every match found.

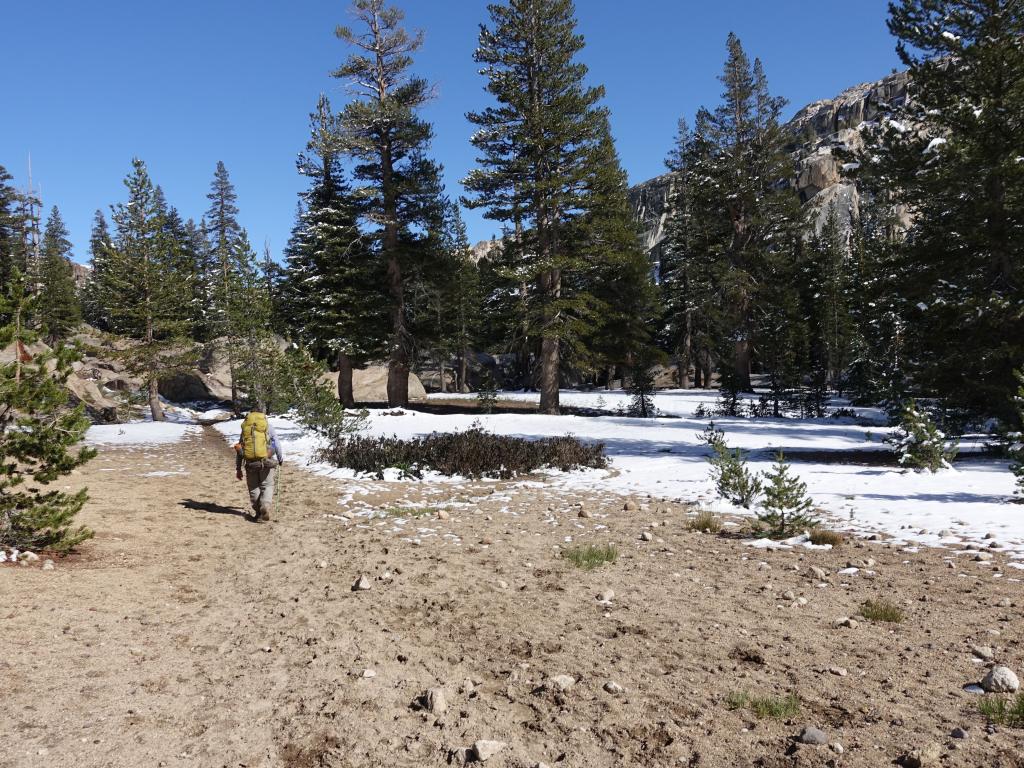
[627,69,912,270]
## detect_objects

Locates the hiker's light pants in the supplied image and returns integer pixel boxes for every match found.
[244,461,277,514]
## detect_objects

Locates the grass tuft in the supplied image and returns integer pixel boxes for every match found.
[980,694,1024,728]
[685,509,722,534]
[563,543,618,570]
[808,528,845,547]
[860,598,905,623]
[380,506,437,519]
[725,691,800,719]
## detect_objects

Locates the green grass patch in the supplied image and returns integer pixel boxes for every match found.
[685,509,722,534]
[725,691,800,719]
[563,543,618,570]
[860,598,905,623]
[980,694,1024,728]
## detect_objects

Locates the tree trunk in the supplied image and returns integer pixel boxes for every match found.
[381,141,409,408]
[439,358,448,394]
[734,339,753,392]
[458,348,468,393]
[539,336,560,414]
[148,377,165,422]
[336,351,355,409]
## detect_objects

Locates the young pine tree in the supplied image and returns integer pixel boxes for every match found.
[464,0,606,414]
[81,210,113,330]
[98,159,195,420]
[1009,370,1024,498]
[332,0,442,407]
[37,207,81,343]
[0,165,28,290]
[757,452,816,538]
[1,272,95,553]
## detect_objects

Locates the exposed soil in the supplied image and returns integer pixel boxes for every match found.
[2,426,1023,768]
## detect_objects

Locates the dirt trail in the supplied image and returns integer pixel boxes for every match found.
[2,427,1023,768]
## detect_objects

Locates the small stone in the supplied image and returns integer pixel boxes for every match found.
[437,510,450,521]
[639,531,653,542]
[799,726,828,745]
[830,743,844,754]
[425,687,447,715]
[548,674,575,691]
[42,559,55,571]
[795,597,808,606]
[981,666,1019,693]
[603,680,624,695]
[472,740,507,762]
[362,668,376,678]
[578,509,590,519]
[950,727,969,740]
[828,666,848,677]
[597,589,614,603]
[971,645,995,662]
[836,617,858,629]
[782,590,795,601]
[809,566,829,581]
[974,552,993,562]
[997,597,1012,608]
[899,743,941,768]
[757,562,771,571]
[317,560,328,569]
[352,574,371,591]
[623,500,638,512]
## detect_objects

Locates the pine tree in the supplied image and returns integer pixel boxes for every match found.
[37,207,81,343]
[0,165,27,290]
[1,272,95,553]
[332,0,442,408]
[464,0,606,414]
[1009,370,1024,498]
[81,210,113,330]
[757,451,816,537]
[878,0,1024,420]
[887,400,958,472]
[282,94,387,407]
[99,159,195,420]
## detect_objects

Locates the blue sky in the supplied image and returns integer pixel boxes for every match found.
[1,1,901,265]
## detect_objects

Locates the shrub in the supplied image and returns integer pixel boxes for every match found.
[755,451,817,538]
[979,694,1024,728]
[887,400,957,472]
[808,528,844,547]
[563,543,618,570]
[317,425,607,480]
[685,509,722,534]
[701,424,762,508]
[860,599,905,623]
[725,691,800,719]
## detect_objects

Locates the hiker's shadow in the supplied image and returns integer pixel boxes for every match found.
[180,499,251,520]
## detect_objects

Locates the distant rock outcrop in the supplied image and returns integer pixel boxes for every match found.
[628,69,912,265]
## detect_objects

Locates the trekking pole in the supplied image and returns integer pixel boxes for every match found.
[275,463,284,516]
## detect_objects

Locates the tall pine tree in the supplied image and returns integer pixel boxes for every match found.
[37,206,81,343]
[464,0,606,414]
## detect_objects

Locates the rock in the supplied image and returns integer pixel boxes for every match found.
[42,559,55,571]
[639,531,653,542]
[836,617,859,629]
[981,666,1020,693]
[352,574,372,591]
[425,687,447,715]
[603,681,624,695]
[782,590,796,601]
[799,726,829,745]
[828,666,848,677]
[996,597,1012,608]
[578,509,590,519]
[321,365,428,403]
[971,645,995,662]
[437,510,450,521]
[950,727,969,740]
[899,743,941,767]
[597,589,615,603]
[496,580,509,590]
[472,740,507,762]
[548,674,575,692]
[974,552,993,562]
[361,669,376,678]
[831,743,844,754]
[623,500,638,512]
[809,566,829,581]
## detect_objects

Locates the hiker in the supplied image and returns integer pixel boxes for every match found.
[234,406,284,522]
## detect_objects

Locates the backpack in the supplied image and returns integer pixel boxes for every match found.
[241,412,270,461]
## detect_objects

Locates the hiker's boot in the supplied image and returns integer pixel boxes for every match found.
[259,506,272,522]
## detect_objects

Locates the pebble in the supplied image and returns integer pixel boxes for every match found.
[425,687,447,715]
[981,665,1019,693]
[42,560,55,571]
[437,510,450,521]
[971,645,995,662]
[900,743,941,768]
[795,597,808,606]
[836,617,859,629]
[831,743,844,754]
[603,680,624,695]
[361,669,376,678]
[473,740,507,762]
[782,590,795,601]
[799,726,828,745]
[809,566,829,581]
[996,597,1012,608]
[496,580,509,590]
[639,531,653,541]
[950,727,969,740]
[974,552,993,562]
[623,500,637,512]
[828,666,848,677]
[578,509,590,519]
[352,574,371,591]
[597,589,615,603]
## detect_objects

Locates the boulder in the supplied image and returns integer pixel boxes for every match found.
[323,366,427,403]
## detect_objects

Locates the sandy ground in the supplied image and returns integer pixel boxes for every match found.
[2,427,1023,768]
